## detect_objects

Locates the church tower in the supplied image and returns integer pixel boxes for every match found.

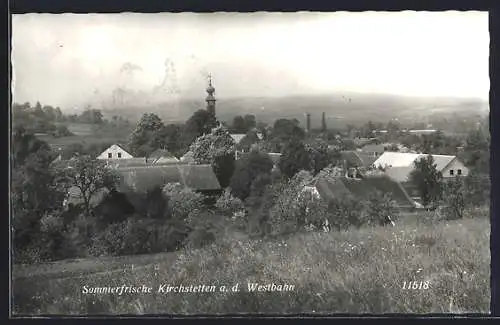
[206,73,216,116]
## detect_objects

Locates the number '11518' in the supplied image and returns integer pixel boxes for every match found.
[403,281,430,289]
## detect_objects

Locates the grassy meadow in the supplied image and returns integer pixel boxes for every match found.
[12,209,490,315]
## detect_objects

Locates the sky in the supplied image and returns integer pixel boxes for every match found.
[11,11,489,110]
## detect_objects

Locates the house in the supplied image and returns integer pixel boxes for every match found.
[115,164,221,194]
[304,174,417,210]
[372,152,469,202]
[147,149,180,164]
[180,150,195,163]
[64,164,222,210]
[372,152,469,179]
[359,143,386,158]
[267,152,282,170]
[340,151,378,169]
[97,144,133,160]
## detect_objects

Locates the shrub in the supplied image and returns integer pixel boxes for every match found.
[268,170,315,236]
[163,183,205,221]
[184,211,226,250]
[364,191,399,226]
[215,189,245,216]
[326,194,367,230]
[441,177,466,220]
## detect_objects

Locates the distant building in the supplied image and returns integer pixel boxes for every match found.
[147,148,180,164]
[97,144,133,160]
[359,143,386,158]
[372,151,469,202]
[303,175,417,211]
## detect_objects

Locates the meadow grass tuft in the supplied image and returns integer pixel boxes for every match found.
[12,212,490,315]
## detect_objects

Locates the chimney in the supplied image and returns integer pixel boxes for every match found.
[321,112,327,133]
[306,113,311,133]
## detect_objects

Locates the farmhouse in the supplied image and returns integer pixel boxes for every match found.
[372,151,469,202]
[96,144,133,160]
[302,174,417,210]
[372,152,469,179]
[65,164,222,210]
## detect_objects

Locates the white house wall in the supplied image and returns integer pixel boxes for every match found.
[441,159,469,178]
[97,145,134,160]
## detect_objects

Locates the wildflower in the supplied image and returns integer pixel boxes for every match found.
[416,268,423,274]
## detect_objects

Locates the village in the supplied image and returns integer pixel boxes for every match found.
[48,77,471,220]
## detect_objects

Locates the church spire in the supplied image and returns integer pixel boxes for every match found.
[206,73,216,116]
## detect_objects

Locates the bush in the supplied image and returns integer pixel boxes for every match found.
[441,177,466,220]
[326,194,367,230]
[268,170,314,236]
[183,211,226,250]
[163,183,205,221]
[215,189,245,216]
[364,191,399,226]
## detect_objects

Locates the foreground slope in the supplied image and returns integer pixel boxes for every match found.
[13,213,490,315]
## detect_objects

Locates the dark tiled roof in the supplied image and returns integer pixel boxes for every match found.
[115,164,221,193]
[340,151,364,167]
[312,175,415,208]
[341,176,415,208]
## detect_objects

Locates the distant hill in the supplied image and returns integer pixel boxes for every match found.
[100,93,489,128]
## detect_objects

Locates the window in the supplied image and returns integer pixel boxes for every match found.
[118,152,122,158]
[457,169,462,175]
[449,170,454,176]
[108,152,112,158]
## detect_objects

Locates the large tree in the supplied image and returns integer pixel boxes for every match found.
[278,139,310,179]
[189,127,236,188]
[229,149,274,200]
[409,155,443,209]
[127,113,165,157]
[64,156,120,217]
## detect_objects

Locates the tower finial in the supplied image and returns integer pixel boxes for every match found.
[208,73,212,87]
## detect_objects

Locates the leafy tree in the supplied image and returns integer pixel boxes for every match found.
[409,155,443,209]
[64,156,120,217]
[462,128,490,174]
[128,113,165,157]
[230,149,274,200]
[278,139,310,179]
[237,130,260,152]
[441,176,466,220]
[189,127,236,188]
[232,115,247,133]
[159,123,182,156]
[244,114,257,130]
[270,118,305,146]
[305,138,331,174]
[365,191,399,226]
[11,126,52,168]
[185,109,217,137]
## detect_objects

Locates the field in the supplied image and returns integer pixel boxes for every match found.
[12,209,490,315]
[37,123,133,148]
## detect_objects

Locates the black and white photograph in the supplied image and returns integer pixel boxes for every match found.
[10,11,491,315]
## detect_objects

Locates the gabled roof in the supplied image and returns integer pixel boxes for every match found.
[267,152,281,164]
[311,175,416,208]
[115,164,221,193]
[148,149,180,164]
[360,143,386,153]
[230,134,247,144]
[99,144,133,156]
[180,151,195,163]
[384,166,414,183]
[340,151,364,167]
[373,152,457,171]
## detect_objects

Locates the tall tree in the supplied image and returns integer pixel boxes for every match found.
[189,127,236,188]
[244,114,257,130]
[64,156,119,217]
[409,155,443,209]
[232,115,247,133]
[128,113,165,157]
[229,149,274,200]
[278,139,310,179]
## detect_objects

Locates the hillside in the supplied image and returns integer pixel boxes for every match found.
[12,211,490,315]
[99,93,489,128]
